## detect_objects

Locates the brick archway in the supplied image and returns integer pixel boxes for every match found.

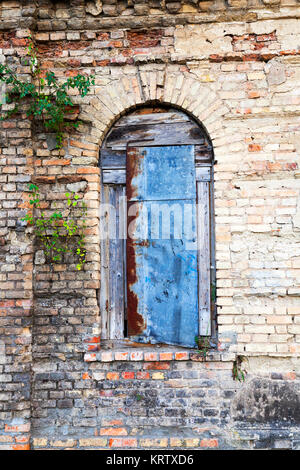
[73,66,230,352]
[80,65,229,151]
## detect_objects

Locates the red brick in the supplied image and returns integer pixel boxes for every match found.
[43,159,71,166]
[248,144,262,152]
[16,300,32,309]
[106,372,119,380]
[100,427,127,436]
[67,59,81,68]
[121,372,135,379]
[84,336,100,344]
[70,140,98,151]
[109,438,137,448]
[15,436,29,444]
[11,38,28,47]
[256,32,276,42]
[130,352,143,361]
[175,352,189,360]
[12,444,30,450]
[127,30,163,48]
[96,33,110,40]
[144,352,158,361]
[143,362,170,370]
[100,390,114,397]
[267,162,282,171]
[159,352,173,361]
[136,371,150,380]
[115,352,129,361]
[283,372,296,380]
[5,424,30,433]
[248,90,260,99]
[0,301,15,308]
[77,167,100,174]
[200,439,218,448]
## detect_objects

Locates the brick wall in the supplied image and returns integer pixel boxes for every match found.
[0,0,299,450]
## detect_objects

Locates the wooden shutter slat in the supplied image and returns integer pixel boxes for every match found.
[102,169,126,184]
[100,185,126,339]
[196,166,211,182]
[114,111,190,127]
[106,122,205,149]
[197,181,211,336]
[101,149,126,169]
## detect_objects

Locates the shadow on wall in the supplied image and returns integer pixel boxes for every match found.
[231,378,300,425]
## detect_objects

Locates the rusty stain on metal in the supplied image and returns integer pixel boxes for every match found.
[126,233,147,337]
[126,147,143,201]
[135,240,150,247]
[126,145,147,338]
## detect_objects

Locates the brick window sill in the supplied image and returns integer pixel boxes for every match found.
[84,349,236,363]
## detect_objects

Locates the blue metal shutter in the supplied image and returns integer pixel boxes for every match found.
[126,145,199,347]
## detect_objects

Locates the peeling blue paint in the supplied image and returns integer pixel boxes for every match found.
[127,146,199,347]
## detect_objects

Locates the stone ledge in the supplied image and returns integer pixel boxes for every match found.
[84,349,236,363]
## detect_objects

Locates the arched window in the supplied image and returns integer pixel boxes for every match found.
[99,106,215,348]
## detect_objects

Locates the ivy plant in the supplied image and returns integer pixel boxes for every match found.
[232,356,248,382]
[0,36,94,148]
[23,183,87,271]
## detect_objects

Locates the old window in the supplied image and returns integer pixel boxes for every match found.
[99,107,215,348]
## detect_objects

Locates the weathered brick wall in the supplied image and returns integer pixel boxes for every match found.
[0,0,299,450]
[0,9,33,449]
[30,355,300,450]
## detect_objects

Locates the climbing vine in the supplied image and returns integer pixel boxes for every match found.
[232,356,248,382]
[0,36,94,269]
[23,184,87,271]
[0,36,94,148]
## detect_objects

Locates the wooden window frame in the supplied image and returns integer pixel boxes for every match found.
[99,107,215,347]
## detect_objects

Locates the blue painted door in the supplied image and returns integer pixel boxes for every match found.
[126,145,199,347]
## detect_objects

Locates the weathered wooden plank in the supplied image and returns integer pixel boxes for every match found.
[108,186,125,339]
[114,111,190,127]
[197,181,211,336]
[100,185,126,340]
[101,149,126,169]
[106,121,205,149]
[102,169,126,184]
[195,144,213,164]
[99,185,110,340]
[196,166,211,182]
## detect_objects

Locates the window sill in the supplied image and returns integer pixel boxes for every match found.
[84,347,236,363]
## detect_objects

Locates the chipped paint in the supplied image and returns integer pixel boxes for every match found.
[126,145,199,347]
